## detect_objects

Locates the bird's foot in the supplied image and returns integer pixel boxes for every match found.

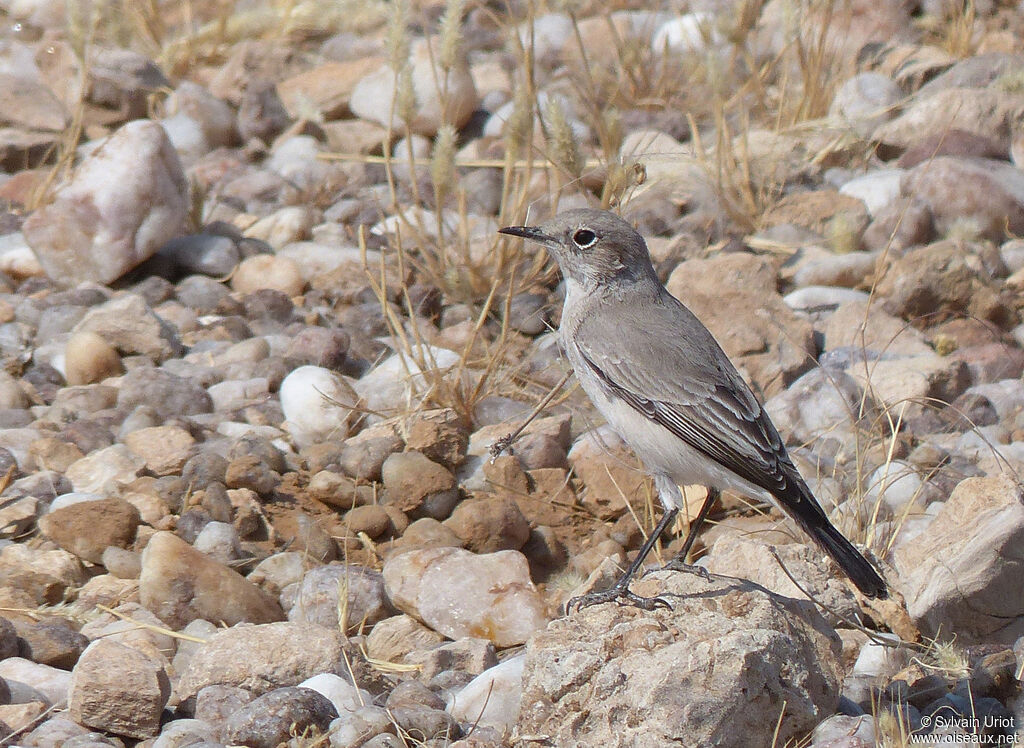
[488,433,515,462]
[566,583,671,614]
[653,558,712,582]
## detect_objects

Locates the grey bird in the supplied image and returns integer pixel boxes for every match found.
[499,208,888,609]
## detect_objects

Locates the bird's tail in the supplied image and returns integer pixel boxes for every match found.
[808,520,888,599]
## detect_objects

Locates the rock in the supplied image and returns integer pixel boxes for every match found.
[193,683,252,727]
[567,427,647,520]
[63,331,122,385]
[13,618,88,669]
[353,345,461,416]
[382,547,548,647]
[63,444,145,494]
[38,498,140,564]
[403,637,497,682]
[823,299,934,356]
[830,72,902,138]
[665,253,815,396]
[231,253,305,296]
[299,672,372,716]
[403,408,469,469]
[139,531,283,629]
[166,81,236,150]
[895,475,1024,643]
[22,120,188,285]
[762,189,869,243]
[837,169,904,218]
[864,460,926,515]
[0,73,68,131]
[280,365,360,449]
[350,38,477,136]
[238,83,291,143]
[764,368,865,447]
[123,425,196,476]
[448,655,524,733]
[0,545,85,606]
[381,450,459,520]
[223,686,337,748]
[898,128,1006,169]
[845,352,970,413]
[176,621,345,701]
[365,614,445,663]
[873,87,1024,154]
[117,367,213,419]
[151,718,218,747]
[443,497,531,553]
[703,534,864,625]
[68,639,170,739]
[276,57,385,120]
[159,233,240,277]
[340,426,404,481]
[73,293,182,361]
[900,157,1024,241]
[326,704,394,748]
[516,574,842,748]
[0,656,72,706]
[345,505,391,538]
[288,564,394,631]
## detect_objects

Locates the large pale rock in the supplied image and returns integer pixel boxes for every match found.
[350,37,477,136]
[176,621,345,701]
[516,574,841,748]
[139,531,284,629]
[894,475,1024,643]
[280,365,360,449]
[382,547,548,647]
[69,639,170,739]
[666,253,815,397]
[22,120,188,285]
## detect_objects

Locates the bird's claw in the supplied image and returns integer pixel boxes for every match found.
[488,434,515,463]
[566,585,672,614]
[653,558,712,582]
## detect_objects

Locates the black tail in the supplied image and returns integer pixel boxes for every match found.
[809,520,888,599]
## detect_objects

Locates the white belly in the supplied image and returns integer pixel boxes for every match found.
[564,338,774,509]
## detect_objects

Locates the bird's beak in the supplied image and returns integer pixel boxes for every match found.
[498,225,557,247]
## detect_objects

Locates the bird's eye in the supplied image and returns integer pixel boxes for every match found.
[573,229,597,249]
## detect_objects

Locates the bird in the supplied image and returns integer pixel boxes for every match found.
[498,208,888,610]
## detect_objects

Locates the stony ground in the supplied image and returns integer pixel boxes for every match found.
[0,0,1023,746]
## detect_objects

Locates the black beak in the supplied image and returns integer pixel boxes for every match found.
[498,225,556,245]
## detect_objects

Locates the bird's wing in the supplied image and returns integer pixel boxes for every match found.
[573,292,813,507]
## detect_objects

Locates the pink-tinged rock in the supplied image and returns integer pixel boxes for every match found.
[22,120,188,286]
[382,547,548,647]
[139,531,284,629]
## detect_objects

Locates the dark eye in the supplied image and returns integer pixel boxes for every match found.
[573,229,597,248]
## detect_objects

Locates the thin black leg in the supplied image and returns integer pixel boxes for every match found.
[662,487,719,574]
[566,506,679,613]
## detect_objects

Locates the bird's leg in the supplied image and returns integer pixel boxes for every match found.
[566,505,679,613]
[567,474,691,613]
[659,487,719,577]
